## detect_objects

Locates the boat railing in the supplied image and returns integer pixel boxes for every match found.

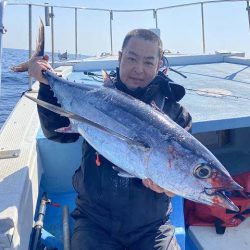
[5,0,250,89]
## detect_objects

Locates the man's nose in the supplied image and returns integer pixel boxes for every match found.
[134,62,144,74]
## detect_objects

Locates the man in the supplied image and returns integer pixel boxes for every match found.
[29,29,192,250]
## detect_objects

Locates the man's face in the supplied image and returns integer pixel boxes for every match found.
[118,37,162,90]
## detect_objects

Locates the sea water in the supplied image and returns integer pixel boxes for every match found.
[0,48,88,129]
[0,48,29,129]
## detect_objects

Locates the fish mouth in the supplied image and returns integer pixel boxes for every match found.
[204,187,240,212]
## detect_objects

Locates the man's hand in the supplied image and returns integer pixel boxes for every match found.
[142,178,175,197]
[28,55,53,85]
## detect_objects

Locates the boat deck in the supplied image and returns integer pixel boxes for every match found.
[1,54,250,249]
[171,60,250,133]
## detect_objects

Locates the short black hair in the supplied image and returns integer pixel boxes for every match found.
[122,29,163,59]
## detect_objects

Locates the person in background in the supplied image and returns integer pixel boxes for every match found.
[28,29,192,250]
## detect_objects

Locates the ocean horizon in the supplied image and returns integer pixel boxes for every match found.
[0,48,89,129]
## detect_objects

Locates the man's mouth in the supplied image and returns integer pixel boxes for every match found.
[130,77,144,82]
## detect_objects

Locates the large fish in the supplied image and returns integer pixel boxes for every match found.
[21,19,242,212]
[25,71,242,212]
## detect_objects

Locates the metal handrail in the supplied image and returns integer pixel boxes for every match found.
[8,0,248,12]
[201,3,206,54]
[247,0,250,30]
[28,4,32,90]
[156,0,248,11]
[6,0,250,80]
[75,8,78,59]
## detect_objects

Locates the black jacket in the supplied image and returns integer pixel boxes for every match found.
[37,69,192,234]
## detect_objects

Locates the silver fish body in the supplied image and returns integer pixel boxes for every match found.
[43,71,242,212]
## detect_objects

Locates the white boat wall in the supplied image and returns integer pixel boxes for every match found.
[1,1,250,250]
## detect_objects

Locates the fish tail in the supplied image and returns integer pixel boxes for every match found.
[11,18,45,72]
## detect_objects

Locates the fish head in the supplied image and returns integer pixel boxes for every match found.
[188,160,242,212]
[167,135,243,212]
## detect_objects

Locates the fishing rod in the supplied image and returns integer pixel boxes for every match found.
[186,87,250,102]
[29,192,51,250]
[83,70,116,78]
[162,55,187,78]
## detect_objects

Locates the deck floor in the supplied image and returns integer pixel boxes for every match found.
[170,62,250,133]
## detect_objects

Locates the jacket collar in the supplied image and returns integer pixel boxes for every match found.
[114,68,185,103]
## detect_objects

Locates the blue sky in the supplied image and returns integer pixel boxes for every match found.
[3,0,250,56]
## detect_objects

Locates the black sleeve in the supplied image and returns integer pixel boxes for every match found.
[37,83,80,143]
[163,99,192,132]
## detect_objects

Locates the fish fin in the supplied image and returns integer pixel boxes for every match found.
[102,70,114,88]
[11,18,44,72]
[150,101,162,112]
[24,92,148,150]
[55,124,78,133]
[112,166,136,178]
[132,137,151,151]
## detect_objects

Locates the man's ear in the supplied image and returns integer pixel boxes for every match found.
[118,51,122,63]
[157,59,163,70]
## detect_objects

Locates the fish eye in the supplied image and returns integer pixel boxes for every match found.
[194,164,212,179]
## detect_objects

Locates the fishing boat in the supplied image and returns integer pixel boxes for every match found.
[58,51,68,61]
[0,1,250,249]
